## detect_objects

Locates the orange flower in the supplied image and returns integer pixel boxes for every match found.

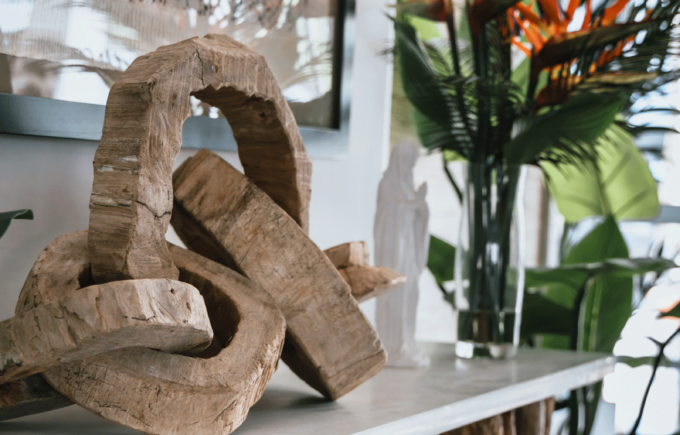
[508,0,656,107]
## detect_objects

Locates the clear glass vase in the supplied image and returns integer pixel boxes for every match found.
[454,163,526,359]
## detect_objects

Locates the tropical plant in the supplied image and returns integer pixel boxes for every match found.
[393,0,680,170]
[394,0,680,429]
[521,215,676,434]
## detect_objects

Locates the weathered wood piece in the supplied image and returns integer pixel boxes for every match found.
[324,242,405,303]
[515,398,554,435]
[324,242,369,269]
[15,231,285,435]
[0,375,73,422]
[442,398,554,435]
[172,149,386,400]
[338,265,406,303]
[89,33,311,284]
[1,278,213,384]
[442,411,515,435]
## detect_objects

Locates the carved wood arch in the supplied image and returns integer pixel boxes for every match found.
[89,34,312,284]
[16,231,286,435]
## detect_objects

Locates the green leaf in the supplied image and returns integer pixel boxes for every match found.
[427,235,456,286]
[526,217,635,355]
[572,217,631,353]
[525,266,590,290]
[542,124,659,222]
[394,19,453,131]
[504,92,625,165]
[510,57,530,98]
[618,356,661,368]
[407,15,442,42]
[0,209,33,240]
[410,107,456,151]
[532,21,658,73]
[521,292,574,339]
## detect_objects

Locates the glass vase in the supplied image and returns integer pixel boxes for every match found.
[454,163,526,359]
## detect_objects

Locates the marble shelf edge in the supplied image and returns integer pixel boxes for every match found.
[354,352,615,435]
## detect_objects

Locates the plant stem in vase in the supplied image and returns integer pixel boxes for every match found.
[455,163,525,358]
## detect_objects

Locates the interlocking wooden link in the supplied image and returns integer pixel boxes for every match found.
[89,34,312,284]
[15,231,285,435]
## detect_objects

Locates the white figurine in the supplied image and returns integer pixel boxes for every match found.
[374,141,430,368]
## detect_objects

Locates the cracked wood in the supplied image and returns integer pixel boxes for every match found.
[323,242,406,303]
[89,34,311,284]
[1,277,213,385]
[171,149,386,400]
[14,231,285,435]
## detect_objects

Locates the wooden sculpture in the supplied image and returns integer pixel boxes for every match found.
[0,33,395,431]
[0,278,213,384]
[89,34,311,284]
[324,242,407,303]
[14,231,285,434]
[0,375,73,422]
[172,149,386,400]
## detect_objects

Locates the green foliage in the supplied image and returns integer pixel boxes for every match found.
[427,235,456,286]
[504,92,625,165]
[0,209,33,240]
[542,124,659,223]
[523,216,675,351]
[524,216,675,435]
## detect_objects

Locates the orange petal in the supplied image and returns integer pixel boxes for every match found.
[514,2,548,30]
[512,37,532,56]
[523,19,546,50]
[602,0,628,25]
[582,0,592,30]
[565,0,579,22]
[537,0,563,25]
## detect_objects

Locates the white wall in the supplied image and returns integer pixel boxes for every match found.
[0,0,393,322]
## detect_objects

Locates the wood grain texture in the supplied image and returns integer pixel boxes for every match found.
[443,414,506,435]
[515,398,554,435]
[0,375,73,422]
[324,242,369,269]
[15,231,286,435]
[1,278,213,384]
[338,265,406,303]
[89,33,311,284]
[171,149,386,400]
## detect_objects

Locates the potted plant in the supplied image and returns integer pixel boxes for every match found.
[392,0,680,358]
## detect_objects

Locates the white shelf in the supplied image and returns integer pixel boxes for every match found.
[0,343,615,435]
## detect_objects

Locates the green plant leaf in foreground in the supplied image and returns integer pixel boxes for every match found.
[521,292,573,338]
[427,235,455,287]
[541,124,659,223]
[394,19,453,134]
[504,91,624,165]
[0,209,33,240]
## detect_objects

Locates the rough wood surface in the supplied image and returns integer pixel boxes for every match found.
[0,375,73,422]
[442,410,516,435]
[442,399,554,435]
[324,242,369,269]
[338,265,406,303]
[15,231,286,435]
[171,149,385,400]
[1,278,213,385]
[515,398,554,435]
[89,33,311,284]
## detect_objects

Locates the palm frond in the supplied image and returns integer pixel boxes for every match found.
[505,91,625,164]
